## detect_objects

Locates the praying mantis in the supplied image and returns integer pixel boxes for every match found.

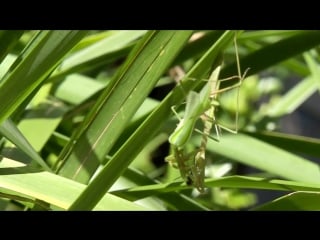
[166,36,249,193]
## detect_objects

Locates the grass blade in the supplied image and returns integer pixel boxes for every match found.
[0,30,24,63]
[51,30,146,80]
[0,30,88,124]
[303,50,320,92]
[266,77,317,117]
[0,158,147,210]
[204,133,320,183]
[113,167,209,210]
[244,131,320,158]
[252,191,320,210]
[220,31,320,87]
[57,31,193,184]
[0,119,51,171]
[110,175,320,197]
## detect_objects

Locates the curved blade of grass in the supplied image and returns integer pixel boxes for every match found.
[239,30,302,41]
[110,175,320,198]
[220,31,320,87]
[0,189,51,210]
[173,30,226,65]
[266,77,317,117]
[50,30,146,81]
[114,167,209,210]
[68,30,238,210]
[244,131,320,158]
[0,54,17,79]
[252,191,320,210]
[58,31,194,183]
[304,50,320,92]
[0,30,24,63]
[205,176,320,191]
[0,158,147,210]
[237,32,310,76]
[0,119,51,171]
[54,74,106,105]
[282,58,309,76]
[0,30,88,125]
[70,31,117,52]
[204,133,320,183]
[17,102,68,152]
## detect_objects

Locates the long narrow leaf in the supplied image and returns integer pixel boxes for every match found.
[204,133,320,183]
[220,31,320,87]
[304,51,320,92]
[0,30,88,124]
[252,191,320,210]
[58,31,193,184]
[266,77,317,117]
[0,30,24,63]
[51,30,146,80]
[111,175,320,198]
[0,119,51,171]
[245,131,320,158]
[114,167,209,210]
[0,158,147,210]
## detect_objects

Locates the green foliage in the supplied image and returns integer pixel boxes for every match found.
[1,30,320,210]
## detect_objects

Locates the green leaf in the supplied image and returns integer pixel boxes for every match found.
[114,167,209,210]
[17,102,68,153]
[58,31,193,184]
[303,50,320,92]
[239,30,302,41]
[51,30,147,80]
[253,191,320,210]
[0,158,147,210]
[0,119,51,171]
[0,54,17,80]
[173,30,226,65]
[203,133,320,183]
[0,30,24,63]
[111,175,320,197]
[54,74,106,105]
[244,131,320,158]
[0,30,88,124]
[220,31,320,87]
[265,77,317,117]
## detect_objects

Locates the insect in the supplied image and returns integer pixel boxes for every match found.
[165,64,222,190]
[165,146,195,186]
[166,36,249,193]
[193,41,249,193]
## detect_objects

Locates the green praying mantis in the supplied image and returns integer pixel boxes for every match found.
[166,36,249,193]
